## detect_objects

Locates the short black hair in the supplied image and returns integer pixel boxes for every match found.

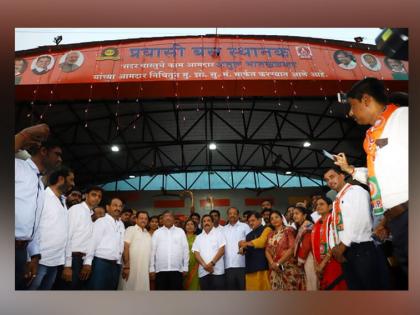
[27,140,61,156]
[209,209,220,217]
[323,166,346,177]
[317,195,333,206]
[190,212,201,219]
[121,208,133,215]
[38,55,52,61]
[149,215,159,221]
[201,214,213,224]
[333,50,355,63]
[261,208,271,214]
[243,210,252,217]
[85,185,104,194]
[136,210,149,219]
[162,210,174,217]
[106,196,123,206]
[346,77,388,104]
[48,165,73,186]
[66,188,81,197]
[388,91,408,107]
[227,207,239,215]
[247,211,262,220]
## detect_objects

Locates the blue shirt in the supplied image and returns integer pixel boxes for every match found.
[15,158,45,256]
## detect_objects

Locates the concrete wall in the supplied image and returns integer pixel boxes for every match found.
[105,187,323,220]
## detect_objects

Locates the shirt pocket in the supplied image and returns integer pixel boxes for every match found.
[210,239,219,251]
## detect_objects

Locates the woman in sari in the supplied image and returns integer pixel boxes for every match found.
[183,218,200,290]
[293,206,317,290]
[311,196,347,290]
[265,210,305,290]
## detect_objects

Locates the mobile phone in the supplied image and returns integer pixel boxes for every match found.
[322,149,336,161]
[337,92,347,104]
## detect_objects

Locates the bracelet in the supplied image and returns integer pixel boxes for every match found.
[123,266,130,269]
[349,166,355,176]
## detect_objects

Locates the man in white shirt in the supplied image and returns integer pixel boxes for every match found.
[149,211,189,290]
[28,166,75,290]
[65,189,82,209]
[121,211,152,291]
[14,123,62,290]
[210,209,223,230]
[85,197,125,290]
[62,186,103,289]
[222,207,251,290]
[335,77,408,278]
[324,167,389,289]
[192,214,226,290]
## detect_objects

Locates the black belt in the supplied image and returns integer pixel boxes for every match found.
[72,252,85,257]
[95,257,117,264]
[15,240,29,249]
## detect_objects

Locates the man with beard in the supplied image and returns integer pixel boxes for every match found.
[120,208,133,229]
[65,189,82,209]
[15,124,62,289]
[260,200,272,226]
[59,51,82,73]
[28,166,75,290]
[85,197,125,290]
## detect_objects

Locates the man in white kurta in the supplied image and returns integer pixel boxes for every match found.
[121,211,152,291]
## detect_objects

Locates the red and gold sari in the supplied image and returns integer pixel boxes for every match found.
[266,227,305,290]
[311,214,347,290]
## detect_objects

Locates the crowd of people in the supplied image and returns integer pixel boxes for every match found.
[14,77,408,291]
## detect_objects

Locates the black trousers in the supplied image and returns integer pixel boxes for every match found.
[15,245,28,290]
[87,257,120,290]
[199,274,225,290]
[70,255,88,290]
[342,241,390,290]
[155,271,183,290]
[388,210,408,277]
[225,267,245,290]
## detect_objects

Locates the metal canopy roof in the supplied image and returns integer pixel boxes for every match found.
[16,95,367,188]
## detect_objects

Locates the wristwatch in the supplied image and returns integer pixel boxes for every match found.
[210,261,216,266]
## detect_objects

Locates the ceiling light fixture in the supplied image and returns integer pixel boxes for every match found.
[111,145,120,152]
[209,143,217,150]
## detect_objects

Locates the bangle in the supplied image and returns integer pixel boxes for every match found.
[123,266,130,269]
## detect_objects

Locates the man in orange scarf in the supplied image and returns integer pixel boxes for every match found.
[334,77,408,279]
